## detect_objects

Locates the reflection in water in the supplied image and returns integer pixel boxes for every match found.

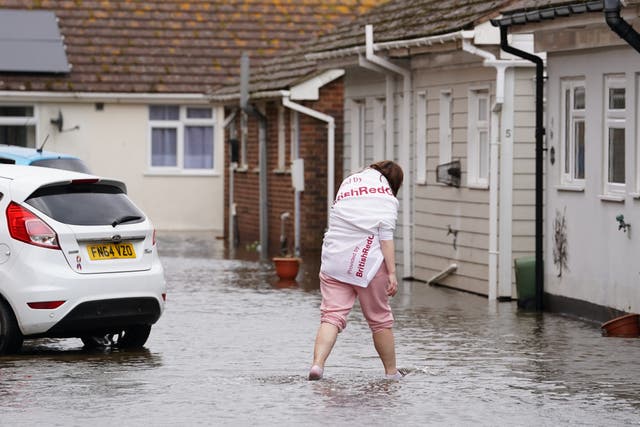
[1,233,639,425]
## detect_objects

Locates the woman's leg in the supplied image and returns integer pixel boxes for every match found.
[357,264,398,375]
[311,322,339,369]
[309,273,356,380]
[372,328,397,375]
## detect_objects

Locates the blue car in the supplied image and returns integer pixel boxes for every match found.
[0,144,91,173]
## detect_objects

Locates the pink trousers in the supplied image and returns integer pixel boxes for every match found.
[319,264,394,334]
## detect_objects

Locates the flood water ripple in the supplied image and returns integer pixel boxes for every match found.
[1,233,639,426]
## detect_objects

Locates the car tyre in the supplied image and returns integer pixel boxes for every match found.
[81,324,151,350]
[0,299,23,355]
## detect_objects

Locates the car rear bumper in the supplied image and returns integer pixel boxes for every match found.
[40,297,162,338]
[0,246,166,336]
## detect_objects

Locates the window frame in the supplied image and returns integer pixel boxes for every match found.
[559,79,586,189]
[0,104,38,148]
[603,75,626,196]
[415,91,427,184]
[372,97,386,162]
[439,90,453,165]
[148,105,216,175]
[349,99,366,172]
[467,88,490,188]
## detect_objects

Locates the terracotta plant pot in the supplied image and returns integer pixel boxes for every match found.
[601,313,640,338]
[272,257,300,281]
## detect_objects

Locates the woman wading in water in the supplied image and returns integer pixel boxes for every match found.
[308,160,405,381]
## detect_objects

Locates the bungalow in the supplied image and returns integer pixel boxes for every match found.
[495,0,640,320]
[0,0,379,232]
[298,0,540,298]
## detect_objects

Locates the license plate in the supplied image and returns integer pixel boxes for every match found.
[87,242,136,260]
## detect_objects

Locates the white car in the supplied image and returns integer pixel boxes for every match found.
[0,165,166,353]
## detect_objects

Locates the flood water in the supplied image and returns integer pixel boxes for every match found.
[1,232,639,426]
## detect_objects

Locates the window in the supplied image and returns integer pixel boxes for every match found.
[373,98,386,161]
[439,90,452,164]
[350,99,366,171]
[415,92,427,184]
[149,105,215,172]
[0,105,36,147]
[467,89,490,187]
[604,76,626,195]
[560,80,586,187]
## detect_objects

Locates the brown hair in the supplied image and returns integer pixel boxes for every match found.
[370,160,403,196]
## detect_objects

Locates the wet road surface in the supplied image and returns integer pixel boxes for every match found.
[1,232,639,426]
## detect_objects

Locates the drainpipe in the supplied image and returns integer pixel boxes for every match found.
[364,24,413,279]
[240,53,269,262]
[282,95,335,228]
[604,0,640,54]
[496,25,545,311]
[224,109,239,252]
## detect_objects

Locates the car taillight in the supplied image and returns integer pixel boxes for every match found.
[27,301,65,309]
[6,202,60,249]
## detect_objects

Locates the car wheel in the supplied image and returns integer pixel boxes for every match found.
[0,299,23,355]
[81,324,151,350]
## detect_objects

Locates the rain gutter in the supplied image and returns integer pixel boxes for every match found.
[604,0,640,53]
[363,24,413,279]
[306,30,472,61]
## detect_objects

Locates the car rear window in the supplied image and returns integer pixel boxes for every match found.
[31,158,91,173]
[25,183,145,226]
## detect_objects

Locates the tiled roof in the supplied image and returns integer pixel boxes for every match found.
[220,0,518,97]
[0,0,381,94]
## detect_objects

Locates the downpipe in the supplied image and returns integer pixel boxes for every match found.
[604,0,640,54]
[497,25,545,311]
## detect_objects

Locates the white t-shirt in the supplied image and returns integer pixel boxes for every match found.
[320,168,399,287]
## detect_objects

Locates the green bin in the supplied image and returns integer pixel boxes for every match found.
[514,256,537,309]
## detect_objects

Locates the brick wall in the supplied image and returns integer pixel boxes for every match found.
[224,78,344,257]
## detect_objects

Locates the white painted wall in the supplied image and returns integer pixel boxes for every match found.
[31,101,225,233]
[544,46,640,312]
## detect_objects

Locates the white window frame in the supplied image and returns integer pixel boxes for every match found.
[560,79,586,188]
[415,91,427,184]
[603,75,626,196]
[439,90,452,164]
[467,88,490,187]
[373,97,386,161]
[350,99,366,172]
[148,105,216,175]
[0,104,38,148]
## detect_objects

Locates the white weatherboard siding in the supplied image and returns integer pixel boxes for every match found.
[510,68,537,297]
[411,55,536,296]
[22,102,225,232]
[413,63,495,295]
[544,46,640,313]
